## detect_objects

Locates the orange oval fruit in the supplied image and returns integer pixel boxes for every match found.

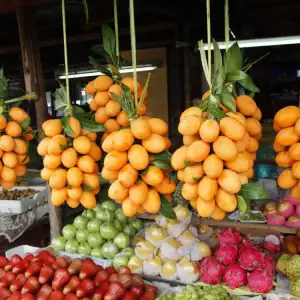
[121,77,141,93]
[122,197,139,217]
[95,107,109,124]
[67,167,84,187]
[203,154,223,179]
[80,192,96,209]
[66,197,80,209]
[225,153,250,173]
[182,182,198,200]
[292,161,300,179]
[67,117,81,138]
[94,91,110,107]
[273,122,281,132]
[1,166,16,182]
[137,103,147,116]
[108,83,122,99]
[61,147,78,168]
[73,136,92,154]
[289,143,300,161]
[14,164,26,177]
[2,152,18,168]
[118,163,138,188]
[164,137,171,150]
[295,118,300,135]
[49,169,67,189]
[180,106,202,121]
[211,205,226,220]
[101,167,119,181]
[16,154,29,165]
[108,180,129,203]
[154,176,176,194]
[41,168,56,181]
[275,151,294,168]
[67,186,83,201]
[253,108,262,121]
[83,173,100,190]
[105,100,121,117]
[51,187,67,206]
[129,181,149,205]
[178,115,202,136]
[43,154,61,169]
[274,106,300,128]
[88,98,98,111]
[88,143,102,161]
[131,118,151,140]
[171,146,188,170]
[238,173,249,185]
[8,107,30,124]
[47,135,67,155]
[218,169,241,194]
[199,119,220,143]
[177,169,185,182]
[80,129,97,142]
[104,150,128,171]
[148,118,168,135]
[183,164,204,184]
[142,134,166,153]
[77,155,95,173]
[245,118,262,136]
[235,132,250,153]
[128,144,149,170]
[215,188,237,212]
[0,179,15,190]
[236,95,257,116]
[94,75,113,91]
[116,111,130,127]
[197,197,215,217]
[278,169,298,189]
[0,114,7,130]
[5,121,22,137]
[13,138,28,155]
[226,112,247,127]
[246,137,259,153]
[85,81,96,95]
[220,117,245,141]
[102,131,117,153]
[37,137,51,156]
[104,119,120,132]
[213,136,237,161]
[114,129,134,152]
[142,166,164,186]
[42,119,62,137]
[183,134,200,146]
[198,176,218,201]
[276,126,299,146]
[142,189,161,213]
[185,140,210,163]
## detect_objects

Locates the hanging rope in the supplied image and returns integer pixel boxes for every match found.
[114,0,120,66]
[129,0,138,107]
[206,0,211,87]
[61,0,71,113]
[225,0,229,51]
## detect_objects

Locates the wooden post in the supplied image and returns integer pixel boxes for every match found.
[16,7,62,239]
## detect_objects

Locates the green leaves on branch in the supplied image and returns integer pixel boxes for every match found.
[80,119,106,133]
[159,194,176,219]
[150,151,172,170]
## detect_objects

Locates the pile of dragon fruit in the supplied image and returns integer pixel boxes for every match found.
[198,228,281,294]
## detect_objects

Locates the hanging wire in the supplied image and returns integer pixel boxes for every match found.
[206,0,211,87]
[225,0,229,51]
[129,0,138,106]
[61,0,71,113]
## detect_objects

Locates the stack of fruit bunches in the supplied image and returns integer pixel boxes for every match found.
[0,250,158,299]
[156,284,240,300]
[52,201,143,268]
[172,94,262,220]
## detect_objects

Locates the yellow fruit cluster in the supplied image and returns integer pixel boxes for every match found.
[86,76,147,132]
[86,76,174,216]
[38,117,102,209]
[0,107,33,190]
[172,94,262,220]
[274,106,300,197]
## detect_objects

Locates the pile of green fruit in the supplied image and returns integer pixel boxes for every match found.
[51,200,143,268]
[156,284,240,300]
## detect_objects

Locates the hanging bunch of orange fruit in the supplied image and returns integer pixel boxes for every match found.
[0,107,34,190]
[86,74,175,217]
[38,112,103,209]
[171,40,266,220]
[274,106,300,197]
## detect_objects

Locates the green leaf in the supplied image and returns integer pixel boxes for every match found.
[20,119,30,129]
[221,90,236,112]
[138,166,149,176]
[110,92,120,102]
[82,184,94,191]
[96,183,109,201]
[212,66,225,94]
[80,119,106,132]
[224,42,242,73]
[61,116,74,136]
[207,101,227,119]
[150,151,172,161]
[198,40,210,86]
[102,25,116,65]
[237,195,248,214]
[213,39,222,75]
[199,100,208,111]
[82,0,89,24]
[159,194,176,219]
[90,44,106,56]
[193,177,200,183]
[238,183,269,200]
[249,91,256,98]
[239,75,260,93]
[54,86,68,111]
[184,161,194,167]
[152,160,171,169]
[21,155,28,164]
[227,70,248,82]
[73,105,85,114]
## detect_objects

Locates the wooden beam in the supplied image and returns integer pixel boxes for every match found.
[0,22,175,55]
[16,7,61,239]
[0,0,54,13]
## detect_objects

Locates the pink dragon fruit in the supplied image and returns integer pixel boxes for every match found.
[223,263,247,289]
[263,234,281,254]
[218,228,241,246]
[215,245,238,265]
[240,236,253,247]
[198,257,224,285]
[263,254,275,276]
[239,246,263,271]
[247,269,274,293]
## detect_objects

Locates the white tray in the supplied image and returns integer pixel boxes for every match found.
[0,186,47,214]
